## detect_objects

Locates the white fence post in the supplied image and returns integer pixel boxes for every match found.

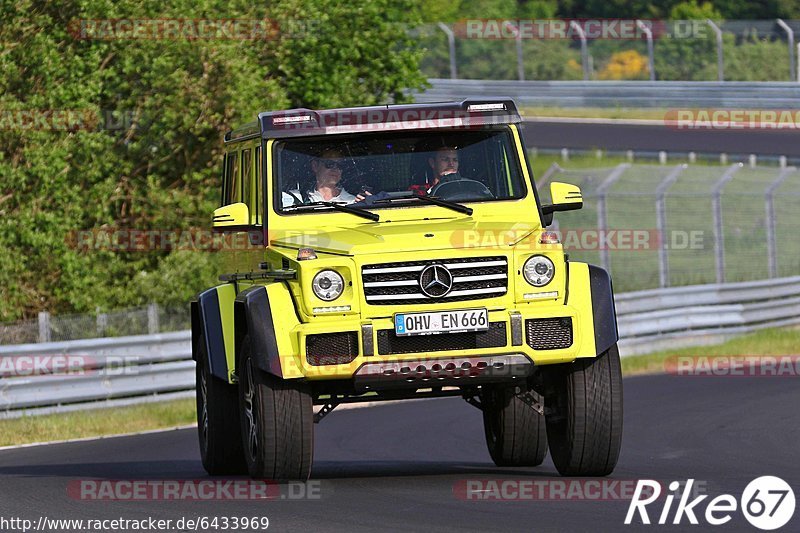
[436,22,457,80]
[38,312,51,343]
[712,163,743,284]
[655,164,687,288]
[597,164,630,273]
[147,304,159,335]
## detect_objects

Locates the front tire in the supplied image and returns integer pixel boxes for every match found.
[543,344,623,476]
[238,334,314,481]
[482,385,548,467]
[195,336,247,475]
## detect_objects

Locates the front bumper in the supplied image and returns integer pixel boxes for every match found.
[283,300,597,382]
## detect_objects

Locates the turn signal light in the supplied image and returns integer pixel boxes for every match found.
[297,248,318,261]
[539,231,560,244]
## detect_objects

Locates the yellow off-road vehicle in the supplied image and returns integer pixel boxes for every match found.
[192,99,622,480]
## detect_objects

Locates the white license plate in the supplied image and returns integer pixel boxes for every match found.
[394,308,489,336]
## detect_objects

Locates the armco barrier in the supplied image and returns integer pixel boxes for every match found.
[417,79,800,108]
[1,276,799,417]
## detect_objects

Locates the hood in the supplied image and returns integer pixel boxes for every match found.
[270,218,540,256]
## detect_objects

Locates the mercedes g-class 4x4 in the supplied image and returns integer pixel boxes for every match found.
[192,99,622,480]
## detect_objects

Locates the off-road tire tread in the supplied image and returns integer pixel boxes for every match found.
[483,386,548,467]
[195,336,247,475]
[545,344,623,476]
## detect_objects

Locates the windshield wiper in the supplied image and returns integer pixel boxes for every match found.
[371,191,473,216]
[283,201,380,222]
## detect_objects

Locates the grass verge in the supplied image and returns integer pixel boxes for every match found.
[0,398,196,447]
[621,327,800,376]
[521,106,669,121]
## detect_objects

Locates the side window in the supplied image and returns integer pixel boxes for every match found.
[254,146,262,224]
[242,148,252,215]
[220,153,228,206]
[224,150,240,205]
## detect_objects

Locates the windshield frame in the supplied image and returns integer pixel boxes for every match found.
[269,126,530,218]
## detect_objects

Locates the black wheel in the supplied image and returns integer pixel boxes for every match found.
[481,385,548,467]
[195,335,247,475]
[543,344,623,476]
[238,334,314,481]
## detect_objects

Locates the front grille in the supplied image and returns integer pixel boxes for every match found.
[377,322,507,355]
[362,256,508,305]
[525,318,573,350]
[306,332,359,366]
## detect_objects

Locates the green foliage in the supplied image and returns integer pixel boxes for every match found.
[669,0,722,19]
[0,0,425,320]
[723,32,793,81]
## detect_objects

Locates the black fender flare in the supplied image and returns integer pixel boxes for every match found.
[191,287,229,381]
[588,264,619,355]
[234,285,284,377]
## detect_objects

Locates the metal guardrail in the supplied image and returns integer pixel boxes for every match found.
[1,276,799,417]
[417,79,800,108]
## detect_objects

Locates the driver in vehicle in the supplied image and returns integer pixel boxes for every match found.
[409,145,460,196]
[282,148,371,206]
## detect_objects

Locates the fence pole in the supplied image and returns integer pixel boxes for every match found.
[570,21,589,80]
[436,23,457,80]
[38,312,51,343]
[596,163,630,273]
[501,21,524,81]
[537,162,562,192]
[655,164,687,288]
[147,304,159,335]
[706,19,724,81]
[777,19,795,81]
[765,167,796,278]
[636,21,656,81]
[712,163,743,284]
[96,308,107,337]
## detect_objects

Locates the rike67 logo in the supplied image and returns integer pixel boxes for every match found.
[626,477,795,530]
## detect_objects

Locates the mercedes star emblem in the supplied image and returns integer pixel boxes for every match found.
[419,264,453,298]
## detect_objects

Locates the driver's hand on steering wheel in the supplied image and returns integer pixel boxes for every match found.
[354,190,372,203]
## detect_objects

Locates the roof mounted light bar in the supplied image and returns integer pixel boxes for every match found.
[223,99,521,142]
[467,103,507,112]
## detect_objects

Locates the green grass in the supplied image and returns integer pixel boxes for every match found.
[0,398,196,447]
[621,327,800,376]
[521,106,669,121]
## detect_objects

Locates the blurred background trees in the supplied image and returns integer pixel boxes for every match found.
[1,0,797,320]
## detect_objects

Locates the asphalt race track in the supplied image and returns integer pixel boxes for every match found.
[522,119,800,157]
[0,374,797,532]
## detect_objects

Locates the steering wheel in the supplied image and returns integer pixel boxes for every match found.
[429,179,494,201]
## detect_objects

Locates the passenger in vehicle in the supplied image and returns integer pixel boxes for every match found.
[283,148,371,206]
[409,145,461,195]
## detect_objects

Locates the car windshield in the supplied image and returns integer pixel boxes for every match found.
[273,128,527,213]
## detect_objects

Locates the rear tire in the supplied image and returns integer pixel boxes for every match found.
[195,335,247,475]
[482,385,548,467]
[543,344,623,476]
[238,334,314,481]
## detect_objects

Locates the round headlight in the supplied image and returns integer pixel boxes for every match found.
[312,270,344,301]
[523,256,555,287]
